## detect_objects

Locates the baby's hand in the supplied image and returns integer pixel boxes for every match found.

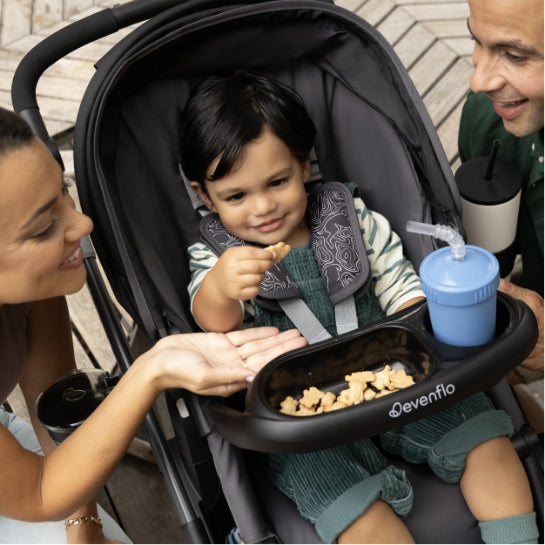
[212,246,276,302]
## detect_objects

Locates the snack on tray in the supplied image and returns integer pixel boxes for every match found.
[278,365,415,416]
[265,241,291,262]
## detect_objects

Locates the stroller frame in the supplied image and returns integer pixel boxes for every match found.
[12,1,543,543]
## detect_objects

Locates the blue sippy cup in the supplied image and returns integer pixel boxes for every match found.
[407,221,500,346]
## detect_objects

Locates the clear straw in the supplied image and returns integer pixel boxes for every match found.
[406,220,466,260]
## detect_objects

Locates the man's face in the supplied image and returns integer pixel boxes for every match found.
[468,0,544,137]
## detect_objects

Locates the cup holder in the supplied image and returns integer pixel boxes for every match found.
[421,294,511,344]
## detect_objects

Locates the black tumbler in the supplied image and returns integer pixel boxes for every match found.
[455,140,522,278]
[36,369,119,443]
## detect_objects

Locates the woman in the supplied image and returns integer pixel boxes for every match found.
[0,107,307,543]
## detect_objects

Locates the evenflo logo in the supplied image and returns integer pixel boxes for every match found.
[389,383,456,418]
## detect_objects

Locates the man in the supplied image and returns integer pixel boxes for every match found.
[459,0,543,372]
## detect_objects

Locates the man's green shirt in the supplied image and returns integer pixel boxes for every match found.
[458,91,543,296]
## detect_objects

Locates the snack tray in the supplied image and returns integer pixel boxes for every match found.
[206,293,537,453]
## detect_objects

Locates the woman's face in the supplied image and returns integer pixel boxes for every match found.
[0,138,93,304]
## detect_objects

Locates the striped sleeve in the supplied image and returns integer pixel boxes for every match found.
[187,242,218,303]
[354,197,424,315]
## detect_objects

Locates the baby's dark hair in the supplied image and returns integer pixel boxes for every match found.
[179,71,316,185]
[0,107,34,158]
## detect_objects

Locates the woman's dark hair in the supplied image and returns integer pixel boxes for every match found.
[179,71,316,185]
[0,107,34,158]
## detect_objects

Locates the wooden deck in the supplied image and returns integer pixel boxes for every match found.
[3,1,537,544]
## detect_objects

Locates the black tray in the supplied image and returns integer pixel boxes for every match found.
[206,292,537,453]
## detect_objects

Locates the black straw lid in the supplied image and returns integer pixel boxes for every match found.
[455,140,521,205]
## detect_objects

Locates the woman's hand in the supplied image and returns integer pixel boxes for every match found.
[148,326,307,396]
[499,278,543,371]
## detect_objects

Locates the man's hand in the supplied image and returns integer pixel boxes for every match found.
[498,278,544,371]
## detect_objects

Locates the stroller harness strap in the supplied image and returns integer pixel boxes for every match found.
[278,294,358,342]
[199,181,370,340]
[278,297,333,343]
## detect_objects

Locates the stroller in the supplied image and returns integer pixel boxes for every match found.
[12,0,543,542]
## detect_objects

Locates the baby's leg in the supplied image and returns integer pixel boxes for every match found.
[461,436,537,544]
[381,393,538,544]
[266,439,414,543]
[338,499,414,544]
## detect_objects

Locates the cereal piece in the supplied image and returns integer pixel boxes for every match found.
[299,386,325,409]
[345,370,375,384]
[375,389,394,398]
[323,400,348,412]
[371,365,392,391]
[388,369,415,390]
[362,388,377,401]
[296,406,323,417]
[320,391,337,408]
[279,395,298,415]
[338,382,365,406]
[265,241,291,262]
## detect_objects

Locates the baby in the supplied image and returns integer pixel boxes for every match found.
[179,71,537,544]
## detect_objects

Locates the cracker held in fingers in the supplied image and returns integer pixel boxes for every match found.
[266,241,292,262]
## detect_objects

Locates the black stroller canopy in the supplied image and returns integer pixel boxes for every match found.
[74,0,460,338]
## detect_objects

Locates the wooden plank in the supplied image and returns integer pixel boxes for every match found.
[36,73,90,101]
[67,284,118,373]
[436,95,465,166]
[450,155,461,173]
[355,0,396,26]
[0,67,90,103]
[334,0,367,12]
[394,0,466,3]
[400,2,469,21]
[0,0,32,46]
[422,56,472,126]
[393,21,435,69]
[442,37,474,58]
[6,32,113,63]
[408,39,457,96]
[32,0,63,32]
[64,0,95,19]
[0,48,26,74]
[376,6,415,46]
[421,18,471,38]
[1,43,96,81]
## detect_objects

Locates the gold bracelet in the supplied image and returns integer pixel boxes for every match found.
[64,515,103,529]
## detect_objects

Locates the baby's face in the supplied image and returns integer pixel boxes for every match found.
[196,129,311,248]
